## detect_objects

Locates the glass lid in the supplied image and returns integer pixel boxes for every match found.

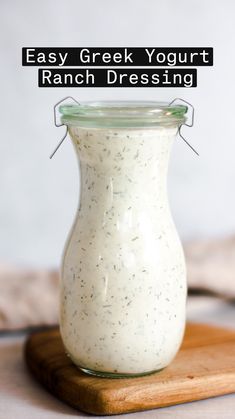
[59,100,187,128]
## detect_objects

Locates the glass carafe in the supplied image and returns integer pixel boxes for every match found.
[59,101,187,378]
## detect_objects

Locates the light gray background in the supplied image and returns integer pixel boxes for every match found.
[0,0,234,267]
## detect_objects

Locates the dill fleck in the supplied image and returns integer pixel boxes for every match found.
[131,236,139,241]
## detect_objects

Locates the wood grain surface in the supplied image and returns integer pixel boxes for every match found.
[24,323,235,415]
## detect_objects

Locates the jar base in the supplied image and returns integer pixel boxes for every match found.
[79,366,163,379]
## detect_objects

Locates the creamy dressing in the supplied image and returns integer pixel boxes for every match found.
[60,126,187,376]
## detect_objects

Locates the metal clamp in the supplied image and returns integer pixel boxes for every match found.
[50,97,198,158]
[50,96,80,159]
[169,98,199,156]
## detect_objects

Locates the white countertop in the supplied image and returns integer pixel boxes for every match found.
[0,296,234,419]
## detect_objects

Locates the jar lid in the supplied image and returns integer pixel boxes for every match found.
[59,101,187,128]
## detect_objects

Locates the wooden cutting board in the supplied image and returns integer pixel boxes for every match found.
[24,323,235,415]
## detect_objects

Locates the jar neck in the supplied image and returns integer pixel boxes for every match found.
[69,126,177,215]
[69,126,177,171]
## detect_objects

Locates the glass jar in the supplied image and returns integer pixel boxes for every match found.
[59,101,187,378]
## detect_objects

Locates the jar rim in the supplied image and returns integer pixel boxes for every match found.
[59,100,187,128]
